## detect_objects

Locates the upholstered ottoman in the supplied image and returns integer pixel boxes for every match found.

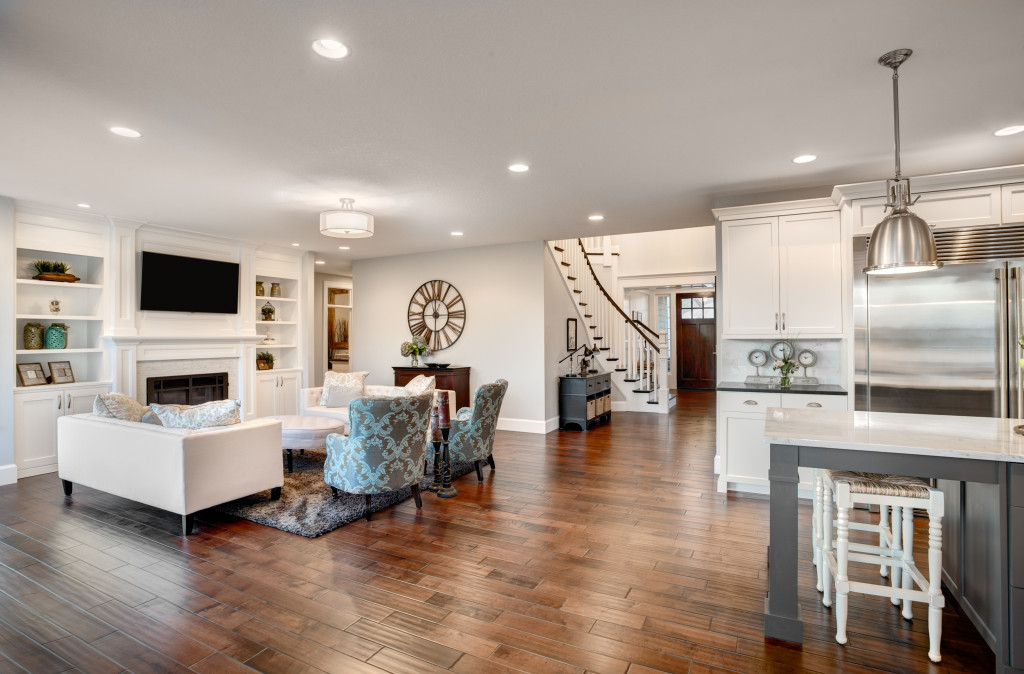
[268,415,346,472]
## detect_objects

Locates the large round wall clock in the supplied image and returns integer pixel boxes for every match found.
[407,280,466,351]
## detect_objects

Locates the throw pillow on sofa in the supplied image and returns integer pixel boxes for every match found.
[150,399,241,429]
[93,393,148,422]
[321,370,369,408]
[404,374,435,395]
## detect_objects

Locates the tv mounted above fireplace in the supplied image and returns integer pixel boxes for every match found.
[139,251,240,314]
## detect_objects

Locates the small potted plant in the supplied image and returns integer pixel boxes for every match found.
[261,301,276,321]
[31,260,80,283]
[256,351,275,370]
[400,336,429,367]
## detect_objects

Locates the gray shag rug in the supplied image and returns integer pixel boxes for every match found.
[213,449,477,538]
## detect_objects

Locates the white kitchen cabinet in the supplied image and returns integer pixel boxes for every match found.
[721,211,842,338]
[1004,183,1024,224]
[254,370,299,417]
[716,390,848,494]
[850,185,1002,235]
[14,383,110,478]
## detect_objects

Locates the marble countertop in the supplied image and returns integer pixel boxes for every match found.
[717,382,847,395]
[764,407,1024,463]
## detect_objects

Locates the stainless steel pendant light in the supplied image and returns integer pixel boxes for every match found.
[863,49,941,275]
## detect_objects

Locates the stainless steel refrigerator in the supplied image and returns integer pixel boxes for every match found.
[854,223,1024,650]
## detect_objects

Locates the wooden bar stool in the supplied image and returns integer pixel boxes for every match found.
[820,470,944,663]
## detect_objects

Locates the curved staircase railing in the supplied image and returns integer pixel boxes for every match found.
[551,238,663,403]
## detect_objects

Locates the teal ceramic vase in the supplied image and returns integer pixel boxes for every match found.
[44,323,68,349]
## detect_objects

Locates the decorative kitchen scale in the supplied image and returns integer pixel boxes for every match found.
[745,342,819,385]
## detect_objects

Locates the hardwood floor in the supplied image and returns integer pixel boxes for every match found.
[0,390,992,673]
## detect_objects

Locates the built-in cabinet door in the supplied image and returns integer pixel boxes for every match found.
[724,414,768,485]
[66,386,109,415]
[278,372,299,416]
[778,211,843,336]
[13,390,61,477]
[254,374,278,418]
[722,217,779,336]
[1004,183,1024,224]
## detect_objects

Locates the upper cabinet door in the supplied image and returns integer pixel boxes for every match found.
[778,212,843,336]
[851,186,1002,235]
[722,217,779,337]
[1004,183,1024,225]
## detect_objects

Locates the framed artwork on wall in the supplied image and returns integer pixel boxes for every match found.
[17,362,47,387]
[48,361,75,384]
[567,318,577,351]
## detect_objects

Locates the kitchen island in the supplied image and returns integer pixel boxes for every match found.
[763,407,1024,673]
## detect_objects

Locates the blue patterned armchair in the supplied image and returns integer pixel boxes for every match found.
[448,379,508,481]
[323,393,433,521]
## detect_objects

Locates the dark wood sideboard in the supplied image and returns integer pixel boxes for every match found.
[393,366,471,411]
[559,373,611,431]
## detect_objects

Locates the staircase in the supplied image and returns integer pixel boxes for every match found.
[548,238,675,413]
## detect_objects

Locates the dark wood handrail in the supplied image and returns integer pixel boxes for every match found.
[576,239,660,353]
[633,318,660,339]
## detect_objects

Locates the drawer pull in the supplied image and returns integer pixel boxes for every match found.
[807,402,822,408]
[742,400,759,406]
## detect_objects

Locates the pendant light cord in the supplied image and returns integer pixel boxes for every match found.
[892,68,901,180]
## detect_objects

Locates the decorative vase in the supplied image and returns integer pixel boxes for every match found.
[270,282,281,298]
[779,375,791,388]
[23,322,45,350]
[410,353,420,367]
[49,299,61,314]
[44,323,68,349]
[256,281,265,296]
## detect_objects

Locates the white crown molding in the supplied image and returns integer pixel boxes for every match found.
[831,164,1024,207]
[712,197,837,221]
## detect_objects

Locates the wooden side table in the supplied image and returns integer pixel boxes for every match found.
[394,365,471,410]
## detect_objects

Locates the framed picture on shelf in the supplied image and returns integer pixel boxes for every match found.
[48,361,75,384]
[567,318,577,351]
[17,362,47,387]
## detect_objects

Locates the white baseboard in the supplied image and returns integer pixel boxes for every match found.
[496,417,548,434]
[544,416,560,433]
[0,464,17,486]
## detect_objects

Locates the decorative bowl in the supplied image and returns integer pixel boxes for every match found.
[426,363,440,368]
[433,363,450,368]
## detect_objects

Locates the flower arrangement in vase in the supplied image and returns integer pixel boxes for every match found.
[400,336,429,367]
[773,353,798,387]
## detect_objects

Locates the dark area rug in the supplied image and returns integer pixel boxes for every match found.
[213,449,476,537]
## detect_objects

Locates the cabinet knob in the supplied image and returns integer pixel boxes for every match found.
[807,402,822,408]
[742,400,758,406]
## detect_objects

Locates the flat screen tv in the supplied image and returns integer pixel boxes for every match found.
[140,251,240,314]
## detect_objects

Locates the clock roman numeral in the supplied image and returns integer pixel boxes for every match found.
[410,321,426,336]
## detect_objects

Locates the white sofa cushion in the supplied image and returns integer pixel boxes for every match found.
[320,370,369,407]
[93,393,148,422]
[150,399,241,429]
[404,374,435,395]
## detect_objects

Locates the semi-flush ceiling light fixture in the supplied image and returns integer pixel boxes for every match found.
[863,49,941,275]
[312,39,349,60]
[995,125,1024,137]
[319,198,374,238]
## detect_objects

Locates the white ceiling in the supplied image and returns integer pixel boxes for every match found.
[1,1,1022,275]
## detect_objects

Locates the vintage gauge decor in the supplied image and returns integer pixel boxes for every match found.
[408,280,466,351]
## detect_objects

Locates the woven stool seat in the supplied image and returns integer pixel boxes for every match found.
[825,470,930,498]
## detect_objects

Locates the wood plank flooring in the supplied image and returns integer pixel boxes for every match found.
[0,390,993,672]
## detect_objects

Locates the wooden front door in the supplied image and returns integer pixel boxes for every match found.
[676,292,716,390]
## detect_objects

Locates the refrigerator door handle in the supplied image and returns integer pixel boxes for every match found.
[998,267,1008,418]
[1014,267,1024,419]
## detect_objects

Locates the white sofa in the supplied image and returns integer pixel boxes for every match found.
[57,414,283,536]
[300,385,456,432]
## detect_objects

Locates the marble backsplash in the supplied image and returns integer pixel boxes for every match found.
[719,338,842,385]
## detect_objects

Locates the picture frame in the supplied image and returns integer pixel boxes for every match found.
[17,362,47,387]
[566,318,577,351]
[48,361,75,384]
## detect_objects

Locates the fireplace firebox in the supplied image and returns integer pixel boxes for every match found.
[146,373,228,405]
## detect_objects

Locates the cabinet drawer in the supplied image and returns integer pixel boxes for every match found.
[780,394,848,411]
[718,391,781,414]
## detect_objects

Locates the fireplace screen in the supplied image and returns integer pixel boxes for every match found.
[147,373,228,405]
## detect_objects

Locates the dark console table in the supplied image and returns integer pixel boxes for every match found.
[559,374,611,431]
[394,365,470,410]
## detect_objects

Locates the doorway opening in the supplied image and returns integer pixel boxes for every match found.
[676,291,716,390]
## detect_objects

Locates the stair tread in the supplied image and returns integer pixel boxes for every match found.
[584,314,593,318]
[560,262,571,267]
[567,276,576,281]
[579,302,588,306]
[633,388,653,393]
[646,400,658,404]
[573,289,582,293]
[614,368,627,372]
[553,246,564,252]
[605,357,618,361]
[623,378,639,382]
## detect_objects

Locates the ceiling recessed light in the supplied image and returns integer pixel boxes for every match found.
[450,231,464,237]
[291,242,300,247]
[508,163,529,173]
[109,126,142,138]
[77,203,91,209]
[312,39,350,60]
[315,260,326,265]
[588,214,604,221]
[338,245,350,250]
[792,154,817,164]
[995,125,1024,137]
